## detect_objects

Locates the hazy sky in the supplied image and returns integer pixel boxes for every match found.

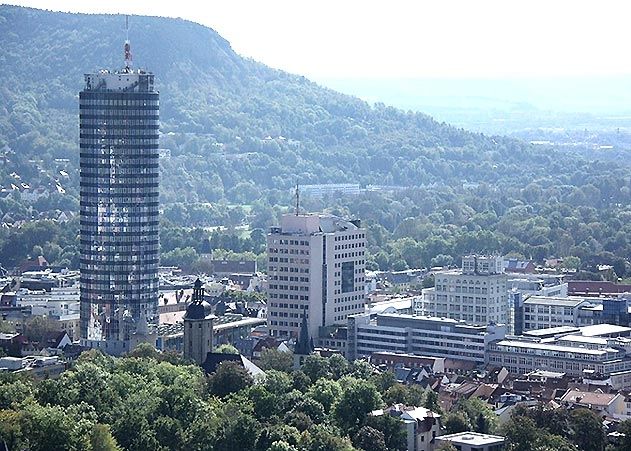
[7,0,631,79]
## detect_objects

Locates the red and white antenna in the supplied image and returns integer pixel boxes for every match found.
[124,15,132,70]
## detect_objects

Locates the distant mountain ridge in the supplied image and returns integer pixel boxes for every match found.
[0,5,604,214]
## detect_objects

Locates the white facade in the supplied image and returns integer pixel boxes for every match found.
[507,274,568,297]
[420,256,508,325]
[348,312,506,363]
[522,296,592,331]
[300,184,361,197]
[435,432,505,451]
[17,287,79,317]
[267,214,366,339]
[488,326,631,378]
[370,405,441,451]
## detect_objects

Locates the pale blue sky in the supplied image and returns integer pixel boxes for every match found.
[8,0,631,79]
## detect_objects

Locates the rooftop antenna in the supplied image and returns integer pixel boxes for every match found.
[124,15,132,71]
[295,183,300,216]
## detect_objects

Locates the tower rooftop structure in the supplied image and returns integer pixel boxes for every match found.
[184,279,215,321]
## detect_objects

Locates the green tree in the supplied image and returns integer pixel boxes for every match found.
[364,414,406,451]
[260,347,294,372]
[215,343,239,354]
[569,408,605,451]
[269,441,300,451]
[611,419,631,451]
[209,361,253,397]
[90,424,123,451]
[301,354,333,381]
[353,425,387,451]
[444,412,471,434]
[334,378,383,433]
[501,415,539,451]
[307,378,343,413]
[303,424,355,451]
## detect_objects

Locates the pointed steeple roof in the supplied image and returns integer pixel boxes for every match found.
[294,309,313,355]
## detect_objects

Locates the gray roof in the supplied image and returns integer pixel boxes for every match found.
[523,296,587,307]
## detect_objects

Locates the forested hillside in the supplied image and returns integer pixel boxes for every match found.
[0,5,630,275]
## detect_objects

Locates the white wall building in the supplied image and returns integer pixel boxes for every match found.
[370,405,441,451]
[522,296,593,331]
[17,287,80,317]
[435,432,505,451]
[487,324,631,378]
[507,274,567,297]
[348,312,506,363]
[420,256,508,325]
[267,214,366,339]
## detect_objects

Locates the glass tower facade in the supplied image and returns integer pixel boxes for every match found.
[79,69,159,349]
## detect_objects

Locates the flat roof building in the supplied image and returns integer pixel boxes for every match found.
[435,432,505,451]
[348,312,505,363]
[267,214,366,339]
[79,39,159,354]
[419,256,508,326]
[488,324,631,378]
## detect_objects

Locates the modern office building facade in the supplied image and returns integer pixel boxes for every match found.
[266,214,366,339]
[487,325,631,377]
[79,47,159,352]
[347,312,506,363]
[419,256,508,325]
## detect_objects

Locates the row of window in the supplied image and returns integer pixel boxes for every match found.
[80,98,159,106]
[270,239,309,246]
[334,242,365,250]
[334,252,365,259]
[267,266,310,273]
[268,284,310,291]
[268,248,310,255]
[80,137,158,145]
[268,275,310,282]
[268,293,310,300]
[334,233,365,241]
[81,118,159,127]
[269,302,309,309]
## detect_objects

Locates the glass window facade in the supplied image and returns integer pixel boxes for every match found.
[79,72,159,343]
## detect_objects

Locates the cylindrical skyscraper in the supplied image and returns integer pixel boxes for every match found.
[79,45,159,353]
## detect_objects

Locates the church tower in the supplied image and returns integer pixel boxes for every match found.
[293,310,314,368]
[183,279,215,364]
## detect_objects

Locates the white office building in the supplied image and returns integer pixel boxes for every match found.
[522,296,593,331]
[267,214,366,339]
[487,324,631,377]
[419,256,508,325]
[348,312,506,363]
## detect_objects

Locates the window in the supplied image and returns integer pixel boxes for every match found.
[341,261,355,293]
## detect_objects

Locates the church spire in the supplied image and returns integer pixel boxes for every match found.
[295,309,313,355]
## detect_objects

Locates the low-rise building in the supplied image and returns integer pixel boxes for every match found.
[521,296,592,331]
[507,274,567,297]
[348,312,506,363]
[434,432,505,451]
[370,352,446,374]
[560,388,626,417]
[370,405,441,451]
[488,324,631,378]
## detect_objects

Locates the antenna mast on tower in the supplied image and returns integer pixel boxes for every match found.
[295,184,300,216]
[124,15,132,71]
